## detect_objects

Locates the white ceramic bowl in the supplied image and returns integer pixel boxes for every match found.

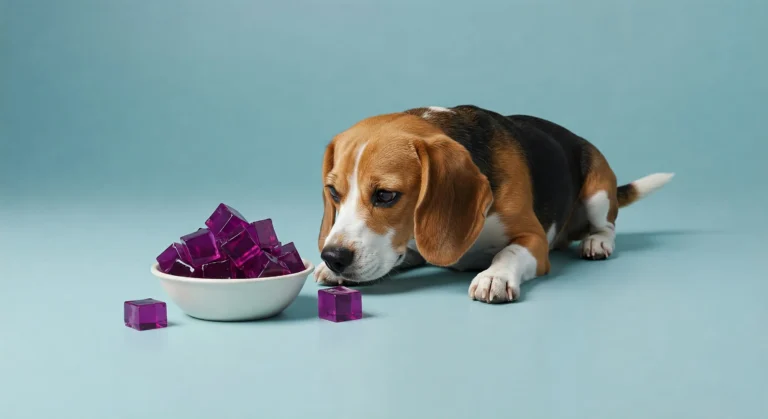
[150,259,314,321]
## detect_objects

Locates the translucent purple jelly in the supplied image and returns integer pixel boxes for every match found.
[278,242,305,273]
[180,228,221,266]
[201,259,236,279]
[124,299,168,331]
[205,203,249,241]
[156,204,304,279]
[318,286,363,322]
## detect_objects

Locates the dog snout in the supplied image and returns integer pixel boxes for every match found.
[320,246,355,274]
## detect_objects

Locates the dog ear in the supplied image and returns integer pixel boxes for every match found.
[318,140,337,252]
[413,135,493,266]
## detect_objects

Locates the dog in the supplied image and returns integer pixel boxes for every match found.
[314,105,673,304]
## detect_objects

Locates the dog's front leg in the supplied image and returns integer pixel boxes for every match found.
[314,262,348,285]
[469,234,549,304]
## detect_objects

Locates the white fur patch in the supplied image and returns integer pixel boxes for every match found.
[580,190,616,259]
[632,172,675,198]
[324,144,368,248]
[450,214,508,271]
[546,223,557,247]
[322,142,400,281]
[422,106,453,119]
[469,244,538,303]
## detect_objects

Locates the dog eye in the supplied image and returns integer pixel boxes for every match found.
[373,189,399,207]
[326,186,341,203]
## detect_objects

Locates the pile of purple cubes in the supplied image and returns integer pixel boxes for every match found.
[156,203,304,279]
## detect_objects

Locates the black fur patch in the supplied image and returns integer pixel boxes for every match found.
[406,106,497,188]
[407,105,592,232]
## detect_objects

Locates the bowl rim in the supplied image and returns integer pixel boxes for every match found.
[150,258,315,284]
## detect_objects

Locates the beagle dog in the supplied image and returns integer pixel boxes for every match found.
[315,105,673,304]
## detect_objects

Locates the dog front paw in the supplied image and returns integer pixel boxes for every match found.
[468,268,520,304]
[314,262,348,286]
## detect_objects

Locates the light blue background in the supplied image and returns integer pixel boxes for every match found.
[1,1,766,418]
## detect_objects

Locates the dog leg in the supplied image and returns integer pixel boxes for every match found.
[580,190,617,260]
[469,234,549,303]
[576,146,620,260]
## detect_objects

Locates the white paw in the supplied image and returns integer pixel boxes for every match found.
[314,262,346,285]
[580,233,614,260]
[468,268,520,304]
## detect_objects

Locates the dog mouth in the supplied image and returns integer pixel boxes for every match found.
[340,268,374,283]
[340,253,405,283]
[330,271,379,286]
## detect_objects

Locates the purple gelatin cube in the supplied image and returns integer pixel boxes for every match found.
[259,253,291,277]
[205,203,250,241]
[201,259,236,279]
[180,228,221,267]
[240,250,270,278]
[156,243,190,272]
[124,298,168,331]
[221,224,262,268]
[265,241,283,257]
[277,242,305,273]
[318,286,362,322]
[167,259,196,277]
[250,219,280,249]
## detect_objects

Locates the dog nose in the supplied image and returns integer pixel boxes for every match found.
[321,246,355,274]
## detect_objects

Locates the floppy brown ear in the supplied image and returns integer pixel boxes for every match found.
[318,141,336,252]
[413,135,494,266]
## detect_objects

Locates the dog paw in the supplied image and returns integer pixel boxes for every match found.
[580,233,614,260]
[314,262,350,286]
[468,268,520,304]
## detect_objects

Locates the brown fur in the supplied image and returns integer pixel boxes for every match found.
[318,142,337,250]
[617,183,640,207]
[319,114,409,252]
[413,135,494,266]
[581,146,620,222]
[488,134,552,275]
[318,113,493,267]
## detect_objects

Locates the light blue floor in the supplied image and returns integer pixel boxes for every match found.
[2,1,767,418]
[2,196,767,419]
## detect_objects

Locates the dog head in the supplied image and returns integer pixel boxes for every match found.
[318,113,493,283]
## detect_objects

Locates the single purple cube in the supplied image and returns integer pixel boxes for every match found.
[124,298,168,331]
[240,249,270,278]
[277,242,305,273]
[259,253,291,277]
[180,228,221,267]
[265,241,283,257]
[156,243,195,277]
[221,224,262,268]
[201,258,236,279]
[205,203,250,241]
[250,219,280,249]
[167,259,196,277]
[318,286,362,322]
[156,243,190,272]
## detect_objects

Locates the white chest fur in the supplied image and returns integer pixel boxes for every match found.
[449,214,510,271]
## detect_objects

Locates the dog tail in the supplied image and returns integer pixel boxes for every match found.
[616,173,675,208]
